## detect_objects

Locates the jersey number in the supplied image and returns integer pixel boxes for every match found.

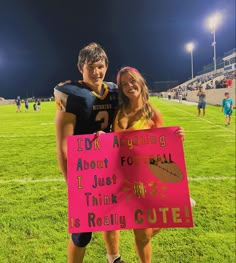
[95,111,109,130]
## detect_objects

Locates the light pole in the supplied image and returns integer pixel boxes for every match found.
[186,42,194,79]
[207,13,222,74]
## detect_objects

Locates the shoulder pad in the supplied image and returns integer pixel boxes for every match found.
[57,80,72,87]
[104,81,118,90]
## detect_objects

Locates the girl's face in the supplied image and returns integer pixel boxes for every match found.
[120,72,142,100]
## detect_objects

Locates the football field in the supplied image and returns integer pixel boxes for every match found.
[0,98,235,263]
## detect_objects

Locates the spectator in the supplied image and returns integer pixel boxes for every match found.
[197,86,206,117]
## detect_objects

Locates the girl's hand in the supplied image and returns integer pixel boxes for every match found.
[176,127,185,141]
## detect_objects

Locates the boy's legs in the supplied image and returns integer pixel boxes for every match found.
[203,108,206,116]
[68,233,92,263]
[225,115,228,125]
[197,107,201,117]
[68,238,86,263]
[202,103,206,116]
[225,114,231,125]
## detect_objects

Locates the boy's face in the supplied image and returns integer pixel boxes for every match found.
[225,93,229,99]
[80,59,108,89]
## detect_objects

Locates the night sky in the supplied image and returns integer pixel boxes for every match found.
[0,0,235,99]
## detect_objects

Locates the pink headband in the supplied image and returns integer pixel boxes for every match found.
[116,66,140,85]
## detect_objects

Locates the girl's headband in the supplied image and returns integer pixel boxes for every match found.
[116,66,140,85]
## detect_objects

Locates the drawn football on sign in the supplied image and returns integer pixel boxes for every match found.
[148,154,184,183]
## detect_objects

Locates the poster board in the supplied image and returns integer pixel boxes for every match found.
[67,127,193,233]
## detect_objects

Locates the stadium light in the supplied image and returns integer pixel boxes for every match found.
[185,42,194,79]
[206,12,222,74]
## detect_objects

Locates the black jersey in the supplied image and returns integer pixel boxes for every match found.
[54,80,118,135]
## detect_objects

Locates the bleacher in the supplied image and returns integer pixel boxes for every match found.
[161,48,236,106]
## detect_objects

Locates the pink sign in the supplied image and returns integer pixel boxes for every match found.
[67,127,193,233]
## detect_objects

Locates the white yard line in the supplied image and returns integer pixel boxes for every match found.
[185,130,224,133]
[0,176,234,184]
[188,176,235,181]
[41,122,54,125]
[0,178,65,183]
[0,134,55,138]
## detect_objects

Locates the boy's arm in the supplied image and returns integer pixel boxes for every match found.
[221,99,224,111]
[55,111,76,183]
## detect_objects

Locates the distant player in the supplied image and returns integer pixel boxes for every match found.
[33,102,38,112]
[15,96,21,112]
[222,92,234,126]
[24,98,29,112]
[37,99,41,111]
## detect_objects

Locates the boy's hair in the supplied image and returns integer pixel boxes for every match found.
[224,92,229,95]
[77,42,109,70]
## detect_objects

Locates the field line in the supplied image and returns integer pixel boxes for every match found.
[41,122,54,125]
[0,178,65,183]
[0,134,55,138]
[188,176,235,181]
[0,176,234,184]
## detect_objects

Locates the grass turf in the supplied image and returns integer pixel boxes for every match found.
[0,99,235,263]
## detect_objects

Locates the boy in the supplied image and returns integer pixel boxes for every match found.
[54,43,124,263]
[222,92,234,126]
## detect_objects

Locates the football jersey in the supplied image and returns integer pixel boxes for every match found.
[54,80,118,135]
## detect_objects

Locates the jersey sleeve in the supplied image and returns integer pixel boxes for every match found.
[54,81,80,115]
[54,86,69,112]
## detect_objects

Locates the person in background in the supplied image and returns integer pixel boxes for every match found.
[197,86,206,117]
[114,66,187,263]
[24,98,29,112]
[33,101,38,112]
[15,96,21,112]
[54,42,124,263]
[222,92,234,126]
[178,87,183,103]
[37,99,41,111]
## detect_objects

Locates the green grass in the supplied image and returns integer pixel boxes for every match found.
[0,99,235,263]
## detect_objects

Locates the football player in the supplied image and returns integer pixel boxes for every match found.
[54,42,124,263]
